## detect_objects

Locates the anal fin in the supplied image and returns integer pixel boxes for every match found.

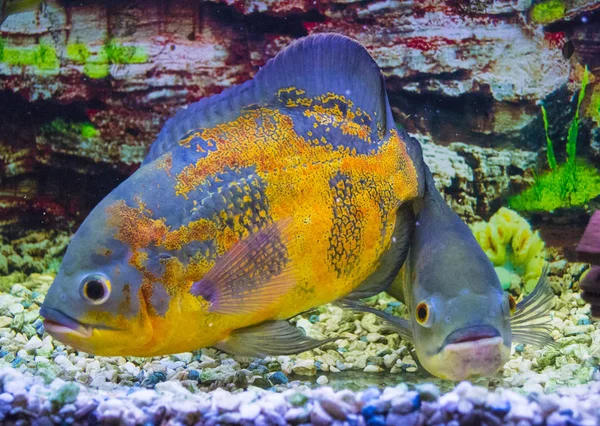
[215,320,334,357]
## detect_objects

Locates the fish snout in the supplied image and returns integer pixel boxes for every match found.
[439,325,509,380]
[40,305,92,339]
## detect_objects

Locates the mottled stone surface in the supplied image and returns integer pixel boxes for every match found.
[0,0,587,230]
[420,135,537,222]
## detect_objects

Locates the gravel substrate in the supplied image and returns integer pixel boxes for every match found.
[0,250,598,424]
[1,367,600,425]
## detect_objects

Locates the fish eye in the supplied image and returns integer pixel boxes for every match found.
[415,301,432,327]
[80,274,111,305]
[503,292,517,316]
[508,294,517,315]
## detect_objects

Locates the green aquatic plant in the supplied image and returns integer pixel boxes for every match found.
[531,0,566,24]
[587,85,600,126]
[42,118,98,139]
[509,66,600,212]
[0,38,59,70]
[66,43,91,64]
[66,39,147,78]
[104,38,148,64]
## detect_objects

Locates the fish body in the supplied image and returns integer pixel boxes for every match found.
[40,34,426,357]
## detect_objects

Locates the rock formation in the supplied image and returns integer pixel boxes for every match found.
[0,0,596,232]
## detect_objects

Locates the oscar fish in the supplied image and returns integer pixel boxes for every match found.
[40,33,428,357]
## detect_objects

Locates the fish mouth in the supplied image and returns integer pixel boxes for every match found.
[40,306,93,339]
[436,326,508,380]
[443,325,501,347]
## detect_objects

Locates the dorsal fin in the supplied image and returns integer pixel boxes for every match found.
[144,33,390,164]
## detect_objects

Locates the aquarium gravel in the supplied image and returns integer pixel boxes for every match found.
[0,250,597,424]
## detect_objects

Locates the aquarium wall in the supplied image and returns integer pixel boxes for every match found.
[1,0,598,235]
[0,0,600,424]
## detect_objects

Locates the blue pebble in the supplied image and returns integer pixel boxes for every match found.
[559,408,573,417]
[21,301,31,309]
[488,400,511,417]
[187,370,200,381]
[361,404,378,419]
[388,302,401,308]
[31,291,39,299]
[360,336,368,342]
[11,357,24,368]
[384,307,394,314]
[315,361,323,370]
[409,392,421,410]
[253,365,268,374]
[515,344,524,353]
[366,414,386,426]
[269,371,288,385]
[578,318,591,325]
[309,314,320,323]
[0,350,9,358]
[337,347,347,353]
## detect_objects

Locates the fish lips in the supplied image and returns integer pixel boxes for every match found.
[40,305,93,339]
[443,325,501,347]
[437,325,508,380]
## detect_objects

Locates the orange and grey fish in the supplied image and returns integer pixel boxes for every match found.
[40,33,427,357]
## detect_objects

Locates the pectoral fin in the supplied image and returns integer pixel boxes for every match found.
[511,264,557,348]
[339,299,414,342]
[215,320,333,357]
[190,220,297,315]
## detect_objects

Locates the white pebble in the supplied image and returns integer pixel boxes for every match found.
[316,375,329,385]
[364,365,383,373]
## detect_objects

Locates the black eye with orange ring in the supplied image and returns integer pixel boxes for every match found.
[416,301,430,326]
[508,294,517,315]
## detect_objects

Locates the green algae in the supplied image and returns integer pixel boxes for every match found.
[66,39,147,79]
[0,38,59,70]
[531,0,566,24]
[587,84,600,126]
[66,43,91,64]
[509,66,600,212]
[42,118,98,139]
[104,38,148,64]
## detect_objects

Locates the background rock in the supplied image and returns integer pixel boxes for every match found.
[0,0,596,232]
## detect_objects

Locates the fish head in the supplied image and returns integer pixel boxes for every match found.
[40,167,169,355]
[408,238,513,381]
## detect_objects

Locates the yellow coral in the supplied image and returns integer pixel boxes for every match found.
[471,208,546,293]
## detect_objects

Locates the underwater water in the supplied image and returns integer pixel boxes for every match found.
[1,0,600,424]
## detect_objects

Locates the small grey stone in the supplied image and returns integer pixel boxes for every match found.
[360,387,381,403]
[320,397,351,420]
[311,402,334,426]
[285,407,310,424]
[386,412,419,426]
[263,409,286,426]
[218,412,243,424]
[415,383,440,402]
